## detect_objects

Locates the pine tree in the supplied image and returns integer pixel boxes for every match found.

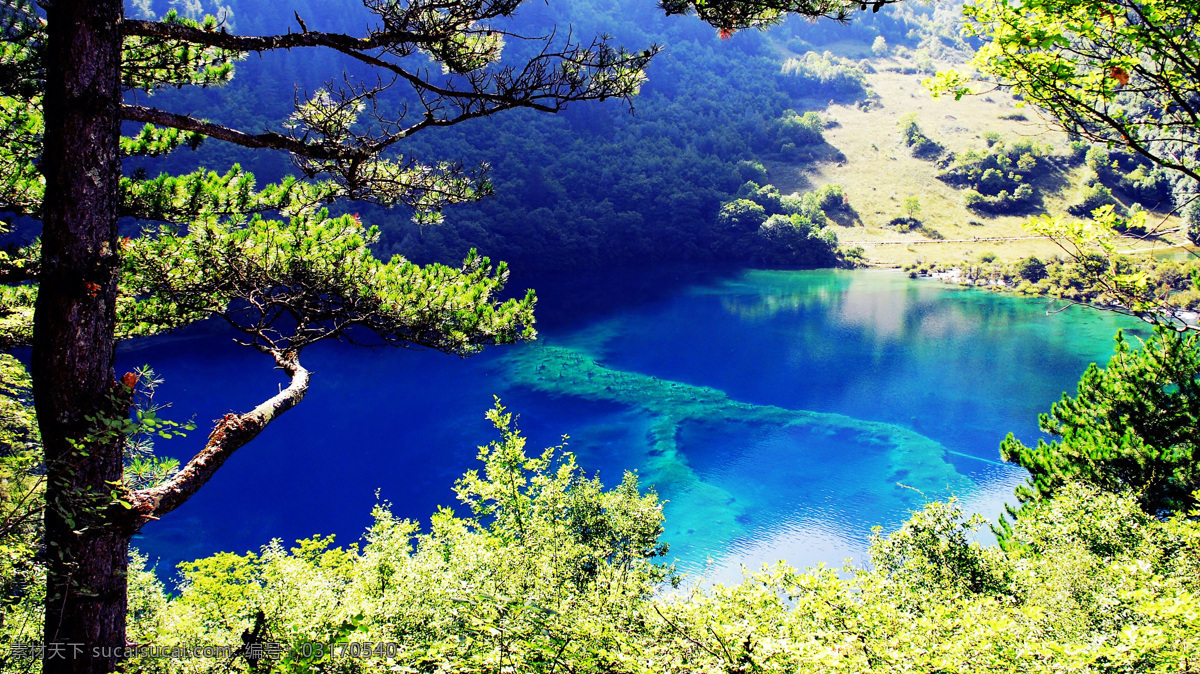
[1001,328,1200,516]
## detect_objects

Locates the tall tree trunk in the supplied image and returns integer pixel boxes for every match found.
[32,1,128,673]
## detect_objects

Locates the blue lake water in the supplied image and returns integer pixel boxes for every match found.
[124,267,1144,582]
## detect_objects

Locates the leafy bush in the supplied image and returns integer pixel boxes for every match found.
[1068,180,1120,217]
[121,402,674,674]
[717,198,767,230]
[773,109,825,148]
[812,183,845,212]
[780,192,828,226]
[736,181,785,214]
[8,372,1200,673]
[1187,197,1200,246]
[888,216,942,239]
[719,183,848,265]
[119,479,1200,674]
[1013,255,1047,282]
[755,212,839,265]
[778,51,870,100]
[735,160,768,184]
[1066,139,1090,165]
[897,113,942,159]
[1085,146,1175,207]
[940,137,1048,213]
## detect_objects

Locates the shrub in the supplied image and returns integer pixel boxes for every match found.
[813,183,845,212]
[1067,140,1090,165]
[941,138,1048,213]
[1170,288,1200,310]
[736,181,784,214]
[773,109,825,148]
[1068,182,1119,217]
[778,51,869,100]
[718,199,767,230]
[1086,146,1176,207]
[755,214,839,265]
[735,160,768,184]
[898,113,943,159]
[977,167,1008,196]
[1014,256,1047,282]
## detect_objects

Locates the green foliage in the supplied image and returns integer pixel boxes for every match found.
[648,483,1200,673]
[939,137,1049,214]
[811,182,845,213]
[10,390,1200,672]
[737,180,785,213]
[735,159,769,184]
[718,198,768,230]
[0,357,188,654]
[119,210,536,353]
[1013,256,1048,283]
[125,400,670,673]
[942,250,1200,316]
[0,354,41,658]
[0,229,35,350]
[0,2,43,217]
[896,113,941,159]
[933,0,1200,186]
[888,216,942,239]
[720,182,846,264]
[1085,146,1175,208]
[773,109,826,148]
[902,195,921,219]
[755,212,839,265]
[1068,178,1121,218]
[1013,206,1200,326]
[1186,197,1200,246]
[1001,328,1200,515]
[778,51,870,101]
[659,0,873,33]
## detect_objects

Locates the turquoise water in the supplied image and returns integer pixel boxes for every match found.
[126,268,1143,581]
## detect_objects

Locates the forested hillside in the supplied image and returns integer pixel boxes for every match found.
[124,0,951,270]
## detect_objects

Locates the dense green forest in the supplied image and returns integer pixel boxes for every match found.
[116,0,956,270]
[3,0,1200,671]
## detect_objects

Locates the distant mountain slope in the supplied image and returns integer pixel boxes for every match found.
[121,0,1186,271]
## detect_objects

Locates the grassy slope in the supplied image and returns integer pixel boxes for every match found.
[763,57,1187,267]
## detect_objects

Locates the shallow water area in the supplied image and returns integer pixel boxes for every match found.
[128,268,1143,582]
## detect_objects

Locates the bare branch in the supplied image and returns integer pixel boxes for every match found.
[124,349,309,528]
[121,18,426,54]
[122,104,360,160]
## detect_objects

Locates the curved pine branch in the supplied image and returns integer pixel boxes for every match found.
[125,349,309,528]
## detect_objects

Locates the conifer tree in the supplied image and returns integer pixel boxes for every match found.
[1000,327,1200,517]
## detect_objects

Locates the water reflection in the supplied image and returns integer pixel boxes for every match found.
[129,268,1142,582]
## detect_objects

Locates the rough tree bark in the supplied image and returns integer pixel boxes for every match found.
[32,1,128,672]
